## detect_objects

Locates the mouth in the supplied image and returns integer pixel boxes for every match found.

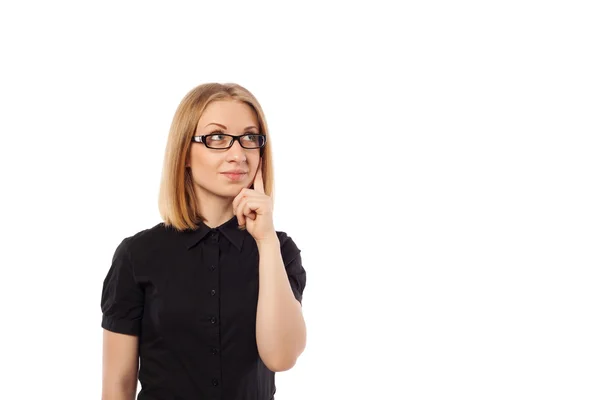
[221,172,247,181]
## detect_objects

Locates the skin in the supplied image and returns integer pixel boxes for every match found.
[187,100,263,229]
[102,100,306,399]
[102,332,138,400]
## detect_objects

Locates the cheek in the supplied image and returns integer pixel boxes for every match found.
[190,148,214,170]
[189,152,219,185]
[249,153,261,170]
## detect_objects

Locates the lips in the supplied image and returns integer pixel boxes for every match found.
[221,172,247,181]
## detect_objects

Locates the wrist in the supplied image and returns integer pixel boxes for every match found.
[256,232,279,248]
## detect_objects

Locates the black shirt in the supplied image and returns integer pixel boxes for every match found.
[101,215,306,400]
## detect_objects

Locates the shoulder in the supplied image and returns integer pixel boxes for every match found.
[275,230,296,244]
[116,222,178,258]
[274,231,306,296]
[275,230,302,263]
[275,230,291,242]
[275,230,300,249]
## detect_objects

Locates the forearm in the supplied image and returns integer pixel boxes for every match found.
[101,383,136,400]
[255,234,306,372]
[102,373,137,400]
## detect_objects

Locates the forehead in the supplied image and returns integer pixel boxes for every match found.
[197,100,259,130]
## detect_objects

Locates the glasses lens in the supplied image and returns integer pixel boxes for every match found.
[204,134,266,149]
[205,134,232,149]
[240,134,266,149]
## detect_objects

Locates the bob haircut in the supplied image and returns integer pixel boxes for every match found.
[158,83,274,232]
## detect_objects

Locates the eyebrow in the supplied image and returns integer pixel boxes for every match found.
[204,122,259,130]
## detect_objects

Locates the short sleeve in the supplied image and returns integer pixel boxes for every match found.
[100,237,144,336]
[278,232,307,305]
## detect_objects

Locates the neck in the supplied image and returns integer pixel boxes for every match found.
[195,191,235,228]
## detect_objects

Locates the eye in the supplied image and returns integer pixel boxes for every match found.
[209,131,227,140]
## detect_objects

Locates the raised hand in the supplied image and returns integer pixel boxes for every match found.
[232,159,276,242]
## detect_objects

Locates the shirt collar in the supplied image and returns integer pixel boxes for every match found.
[184,215,246,251]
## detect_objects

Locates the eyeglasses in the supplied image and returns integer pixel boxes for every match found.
[191,133,267,149]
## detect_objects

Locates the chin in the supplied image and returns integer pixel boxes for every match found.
[217,187,245,198]
[199,181,247,199]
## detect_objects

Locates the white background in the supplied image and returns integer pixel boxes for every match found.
[1,1,599,399]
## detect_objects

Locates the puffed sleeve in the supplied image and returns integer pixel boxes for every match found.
[100,237,144,336]
[278,232,307,305]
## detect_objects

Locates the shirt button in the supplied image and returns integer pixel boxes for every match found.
[210,265,216,271]
[212,378,219,386]
[210,316,217,324]
[211,347,219,355]
[210,289,216,296]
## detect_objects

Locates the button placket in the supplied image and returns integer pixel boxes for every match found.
[206,227,221,393]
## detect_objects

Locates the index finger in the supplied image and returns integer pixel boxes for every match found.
[253,158,265,194]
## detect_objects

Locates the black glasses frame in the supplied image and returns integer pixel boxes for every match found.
[191,133,267,150]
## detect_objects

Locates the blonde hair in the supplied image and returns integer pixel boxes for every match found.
[158,83,274,231]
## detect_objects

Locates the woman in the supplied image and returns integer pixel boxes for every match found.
[100,83,307,400]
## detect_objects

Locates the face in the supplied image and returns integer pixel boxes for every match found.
[187,100,262,200]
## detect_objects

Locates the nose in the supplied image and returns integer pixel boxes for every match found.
[227,140,247,162]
